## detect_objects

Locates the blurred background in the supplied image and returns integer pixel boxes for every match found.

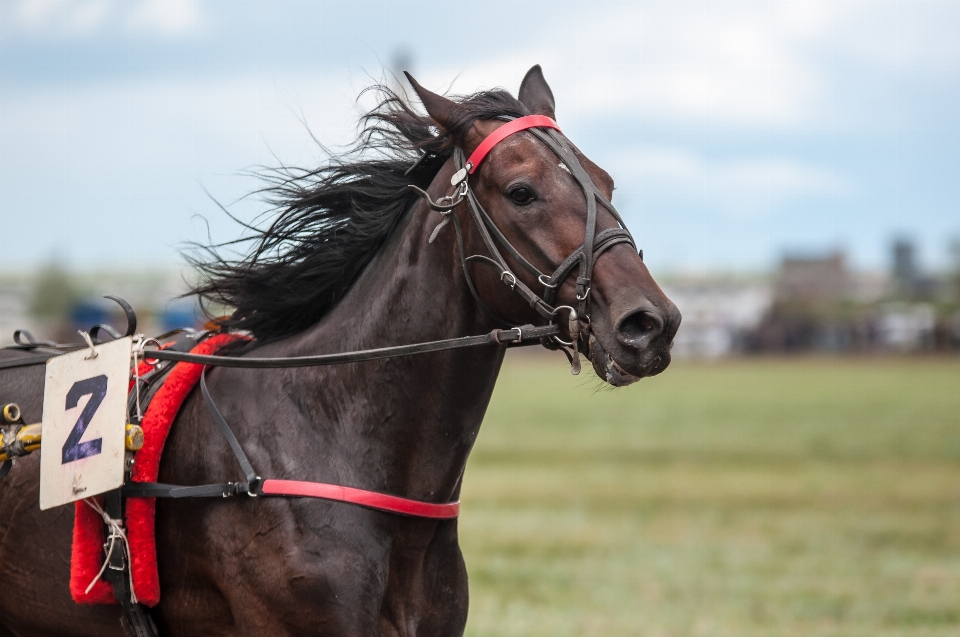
[1,1,958,635]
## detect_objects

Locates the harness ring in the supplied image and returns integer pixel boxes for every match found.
[538,274,558,289]
[138,338,163,365]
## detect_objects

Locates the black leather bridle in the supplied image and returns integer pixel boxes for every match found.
[410,116,639,372]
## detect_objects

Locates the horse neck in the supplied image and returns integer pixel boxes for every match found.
[278,177,505,502]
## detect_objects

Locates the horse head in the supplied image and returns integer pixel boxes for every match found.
[406,66,681,386]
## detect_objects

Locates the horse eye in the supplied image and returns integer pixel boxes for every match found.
[509,187,535,206]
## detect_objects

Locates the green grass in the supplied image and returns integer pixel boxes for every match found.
[460,355,960,637]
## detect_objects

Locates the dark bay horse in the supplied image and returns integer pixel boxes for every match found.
[0,66,680,636]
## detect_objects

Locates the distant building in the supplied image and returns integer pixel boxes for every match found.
[663,278,773,358]
[891,237,942,301]
[775,252,848,307]
[876,303,935,351]
[748,252,859,352]
[744,242,959,354]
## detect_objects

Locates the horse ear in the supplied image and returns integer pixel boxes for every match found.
[404,72,463,133]
[518,65,556,120]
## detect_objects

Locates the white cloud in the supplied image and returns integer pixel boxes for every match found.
[412,1,960,130]
[9,0,203,38]
[619,147,849,217]
[0,68,366,209]
[835,0,960,71]
[415,2,833,128]
[125,0,202,36]
[14,0,113,36]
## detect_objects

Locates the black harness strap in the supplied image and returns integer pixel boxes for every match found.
[121,368,260,501]
[141,324,558,368]
[122,482,243,499]
[541,228,636,308]
[0,325,559,373]
[199,370,259,490]
[98,491,159,637]
[0,352,65,370]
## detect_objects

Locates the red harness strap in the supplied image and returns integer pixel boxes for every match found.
[466,114,560,174]
[260,479,460,519]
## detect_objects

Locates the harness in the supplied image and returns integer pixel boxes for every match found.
[0,115,642,637]
[127,115,639,506]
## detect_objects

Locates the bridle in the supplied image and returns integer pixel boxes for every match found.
[410,115,638,373]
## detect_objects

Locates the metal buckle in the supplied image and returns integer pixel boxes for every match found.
[136,338,163,365]
[538,274,558,289]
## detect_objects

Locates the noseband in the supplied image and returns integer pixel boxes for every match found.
[411,115,638,372]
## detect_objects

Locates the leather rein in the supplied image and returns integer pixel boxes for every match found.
[1,116,640,521]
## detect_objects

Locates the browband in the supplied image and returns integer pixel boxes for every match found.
[466,115,560,174]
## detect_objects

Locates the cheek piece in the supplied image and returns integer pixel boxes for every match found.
[409,114,640,373]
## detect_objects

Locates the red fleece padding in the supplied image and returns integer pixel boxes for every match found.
[70,333,243,606]
[70,496,114,603]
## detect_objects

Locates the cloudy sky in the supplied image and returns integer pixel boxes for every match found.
[1,0,958,275]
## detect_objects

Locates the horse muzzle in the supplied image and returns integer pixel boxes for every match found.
[585,299,681,386]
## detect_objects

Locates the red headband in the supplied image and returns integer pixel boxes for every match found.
[466,115,561,174]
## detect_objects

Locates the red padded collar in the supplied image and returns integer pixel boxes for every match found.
[466,115,561,174]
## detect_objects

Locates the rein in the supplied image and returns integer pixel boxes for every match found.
[141,324,558,367]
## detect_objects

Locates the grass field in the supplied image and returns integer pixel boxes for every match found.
[459,355,960,637]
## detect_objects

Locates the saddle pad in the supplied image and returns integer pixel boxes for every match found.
[70,333,242,606]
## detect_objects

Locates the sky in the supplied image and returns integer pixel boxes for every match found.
[1,0,958,276]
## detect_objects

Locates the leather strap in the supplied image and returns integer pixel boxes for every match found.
[0,352,63,370]
[260,479,459,519]
[144,324,558,368]
[99,489,160,637]
[122,482,245,498]
[200,369,260,489]
[466,115,560,173]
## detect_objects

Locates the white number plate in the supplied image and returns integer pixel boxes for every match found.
[39,337,132,510]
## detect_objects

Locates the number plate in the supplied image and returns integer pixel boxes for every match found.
[39,337,132,510]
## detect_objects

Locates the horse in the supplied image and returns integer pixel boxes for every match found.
[0,66,680,637]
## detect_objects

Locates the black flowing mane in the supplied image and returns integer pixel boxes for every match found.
[188,84,528,342]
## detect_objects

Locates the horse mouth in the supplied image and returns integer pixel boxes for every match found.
[587,334,669,387]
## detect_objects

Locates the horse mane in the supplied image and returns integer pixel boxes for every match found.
[187,83,528,342]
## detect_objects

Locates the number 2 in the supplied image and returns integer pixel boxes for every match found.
[61,375,108,464]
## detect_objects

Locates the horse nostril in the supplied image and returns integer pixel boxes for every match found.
[616,309,663,346]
